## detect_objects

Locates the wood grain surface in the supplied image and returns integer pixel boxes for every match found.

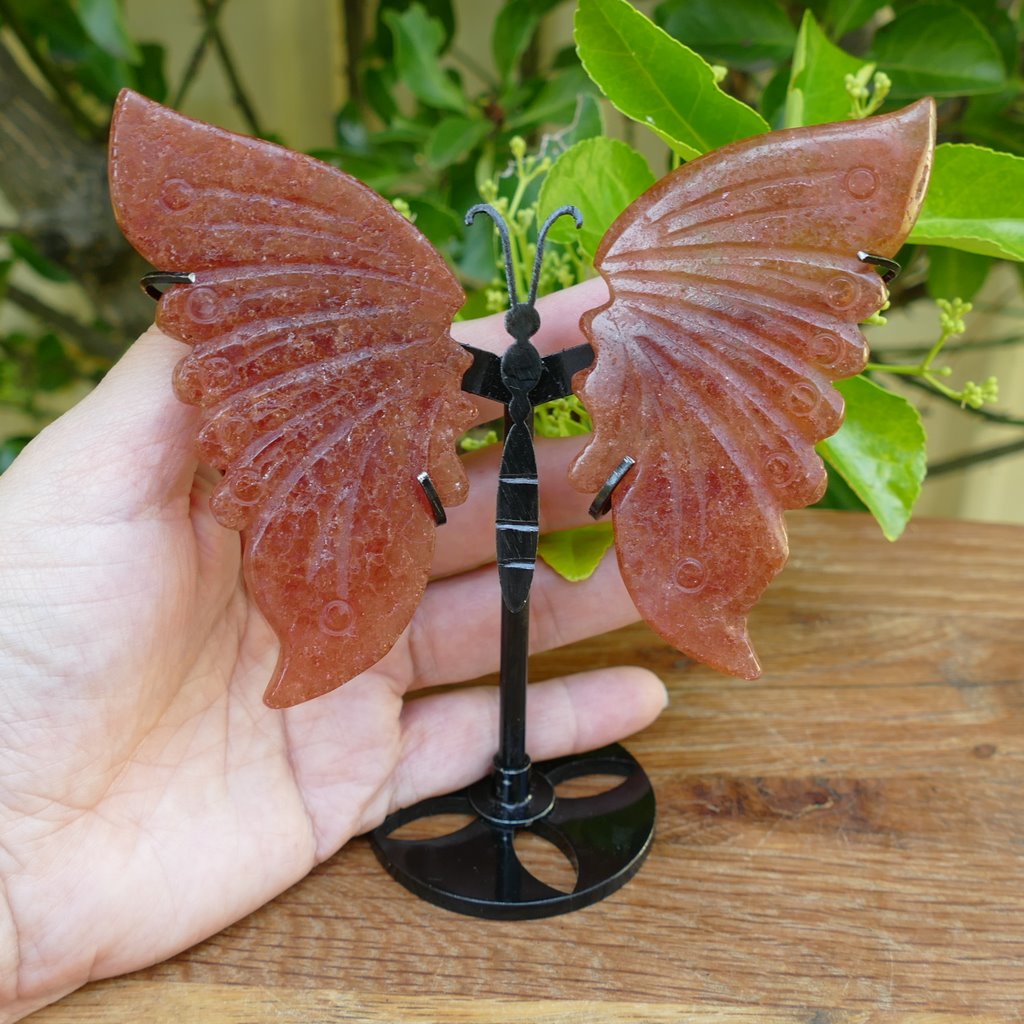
[26,511,1024,1022]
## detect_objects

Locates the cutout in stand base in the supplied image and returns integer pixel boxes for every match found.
[368,743,655,920]
[513,831,578,893]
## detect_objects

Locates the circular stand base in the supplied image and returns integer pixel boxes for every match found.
[368,743,655,920]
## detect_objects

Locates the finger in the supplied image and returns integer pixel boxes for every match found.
[383,665,667,817]
[452,276,608,357]
[383,550,639,693]
[451,277,609,424]
[433,434,602,577]
[2,326,198,523]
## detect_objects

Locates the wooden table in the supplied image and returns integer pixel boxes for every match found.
[28,511,1024,1022]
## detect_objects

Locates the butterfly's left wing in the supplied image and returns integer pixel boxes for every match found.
[109,91,476,707]
[569,100,934,678]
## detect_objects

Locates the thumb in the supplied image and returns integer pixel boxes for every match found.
[1,326,201,524]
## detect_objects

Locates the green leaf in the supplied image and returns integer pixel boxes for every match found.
[363,65,400,123]
[316,152,408,193]
[538,522,615,581]
[784,11,864,128]
[814,467,870,513]
[130,41,168,103]
[458,207,502,286]
[375,0,455,56]
[515,93,605,216]
[537,93,605,162]
[817,375,926,541]
[819,0,888,40]
[492,0,541,82]
[960,91,1024,157]
[403,197,463,250]
[871,2,1006,99]
[6,233,72,283]
[990,11,1021,76]
[909,143,1024,261]
[0,435,31,474]
[574,0,768,159]
[760,65,791,128]
[534,395,593,437]
[492,0,571,79]
[34,333,75,391]
[538,137,654,259]
[550,42,580,68]
[507,66,595,131]
[77,49,133,104]
[383,5,467,113]
[654,0,796,71]
[75,0,140,62]
[335,101,372,152]
[927,247,993,302]
[7,0,124,102]
[425,115,491,168]
[455,289,494,323]
[956,0,1022,73]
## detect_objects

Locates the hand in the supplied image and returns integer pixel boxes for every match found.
[0,279,665,1021]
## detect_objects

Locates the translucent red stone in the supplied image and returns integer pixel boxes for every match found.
[109,90,476,707]
[569,99,935,679]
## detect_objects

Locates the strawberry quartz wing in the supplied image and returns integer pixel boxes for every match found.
[569,100,935,679]
[109,89,476,708]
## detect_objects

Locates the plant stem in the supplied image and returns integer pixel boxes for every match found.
[864,362,931,375]
[866,307,969,402]
[865,358,956,400]
[341,0,365,110]
[173,0,228,108]
[196,0,264,137]
[928,436,1024,477]
[880,332,1024,357]
[5,284,122,361]
[887,371,1024,428]
[451,45,499,91]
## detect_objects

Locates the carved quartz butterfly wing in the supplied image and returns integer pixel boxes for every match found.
[109,90,477,707]
[570,99,935,678]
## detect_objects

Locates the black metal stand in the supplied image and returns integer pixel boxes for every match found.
[368,205,655,919]
[370,744,654,920]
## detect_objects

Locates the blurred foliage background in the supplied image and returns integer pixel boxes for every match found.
[0,0,1022,530]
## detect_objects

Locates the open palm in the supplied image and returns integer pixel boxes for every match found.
[0,281,665,1021]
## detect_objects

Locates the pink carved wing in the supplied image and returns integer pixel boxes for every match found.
[569,100,935,679]
[109,90,476,707]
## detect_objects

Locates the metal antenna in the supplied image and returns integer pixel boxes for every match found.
[528,205,581,306]
[465,203,583,311]
[465,204,519,306]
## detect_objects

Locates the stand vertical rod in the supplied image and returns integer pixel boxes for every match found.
[497,596,530,773]
[493,404,533,807]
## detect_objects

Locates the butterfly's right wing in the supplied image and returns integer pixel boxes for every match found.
[570,101,934,679]
[109,90,477,707]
